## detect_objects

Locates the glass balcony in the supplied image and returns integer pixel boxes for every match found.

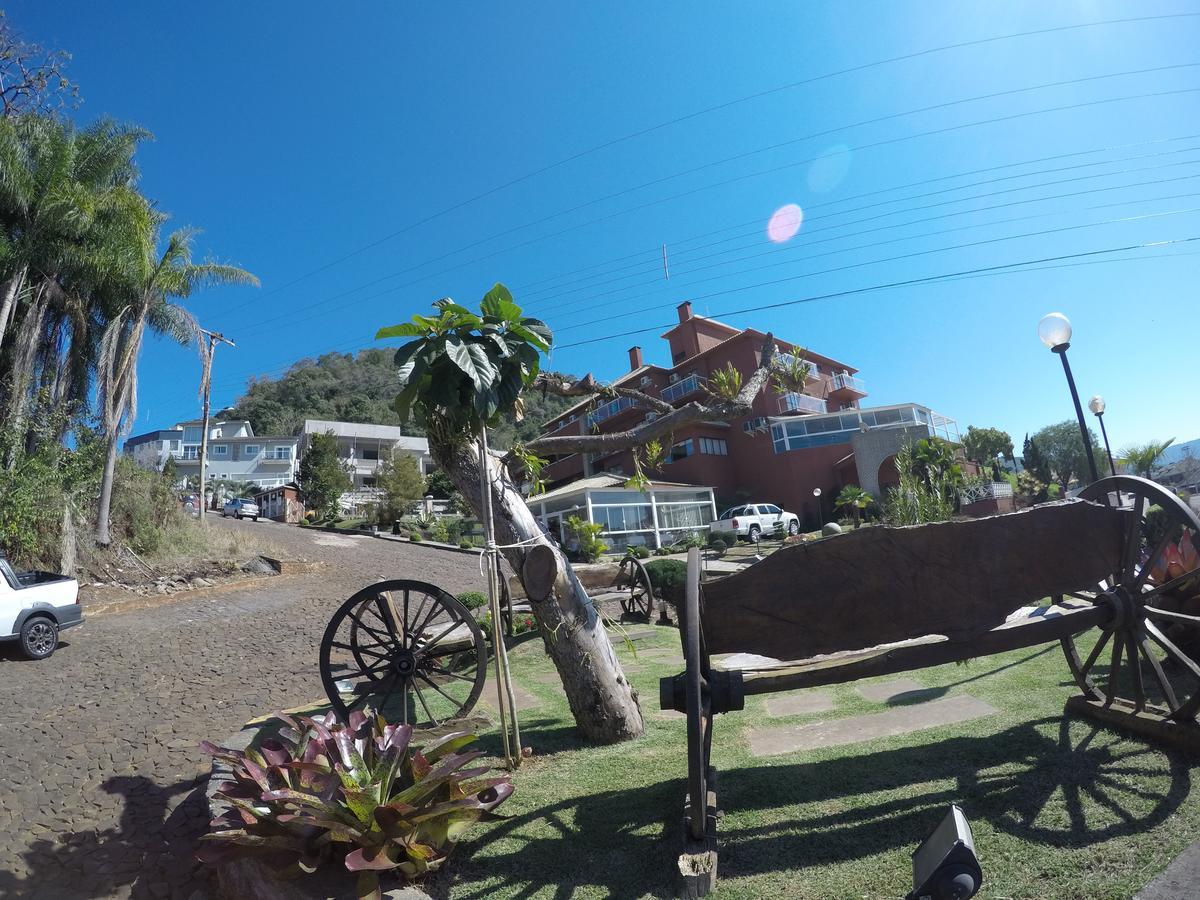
[777,392,827,414]
[776,353,821,380]
[587,395,638,428]
[661,374,704,404]
[830,372,866,394]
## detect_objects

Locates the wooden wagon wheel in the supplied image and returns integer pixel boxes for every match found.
[1061,476,1200,724]
[618,554,655,620]
[681,548,713,841]
[320,580,487,728]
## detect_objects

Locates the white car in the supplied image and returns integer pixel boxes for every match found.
[710,503,801,541]
[0,552,82,659]
[222,498,260,521]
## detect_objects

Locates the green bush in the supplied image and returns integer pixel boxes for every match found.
[446,518,462,544]
[653,546,672,556]
[410,532,423,543]
[428,518,450,543]
[459,540,473,550]
[708,537,727,556]
[645,558,687,606]
[627,545,651,559]
[458,591,488,610]
[565,515,607,563]
[706,530,724,547]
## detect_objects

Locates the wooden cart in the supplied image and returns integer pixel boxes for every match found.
[657,476,1200,894]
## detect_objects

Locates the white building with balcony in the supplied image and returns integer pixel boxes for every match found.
[123,419,299,488]
[300,420,432,488]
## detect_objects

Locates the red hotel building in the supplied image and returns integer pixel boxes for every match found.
[539,301,963,527]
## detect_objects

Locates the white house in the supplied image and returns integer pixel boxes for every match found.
[123,418,299,488]
[300,420,432,490]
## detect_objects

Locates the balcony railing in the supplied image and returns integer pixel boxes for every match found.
[777,392,828,415]
[587,395,638,428]
[776,353,821,380]
[661,374,704,404]
[830,372,866,394]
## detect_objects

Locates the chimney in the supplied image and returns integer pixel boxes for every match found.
[677,301,693,323]
[628,346,643,370]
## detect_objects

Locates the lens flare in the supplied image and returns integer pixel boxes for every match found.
[767,204,803,243]
[807,144,852,193]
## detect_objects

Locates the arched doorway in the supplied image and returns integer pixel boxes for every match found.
[877,454,900,496]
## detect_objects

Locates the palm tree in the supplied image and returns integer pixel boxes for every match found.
[1118,438,1175,479]
[94,221,257,545]
[0,116,148,436]
[835,485,874,528]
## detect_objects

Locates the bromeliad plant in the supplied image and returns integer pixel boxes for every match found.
[199,710,512,899]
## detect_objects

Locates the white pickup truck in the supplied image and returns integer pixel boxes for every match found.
[709,503,801,542]
[0,552,82,659]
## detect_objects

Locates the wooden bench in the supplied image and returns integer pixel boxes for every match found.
[658,476,1200,896]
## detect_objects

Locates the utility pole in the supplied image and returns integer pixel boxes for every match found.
[197,328,235,521]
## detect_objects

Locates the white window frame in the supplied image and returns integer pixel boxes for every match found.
[212,444,228,457]
[243,444,260,457]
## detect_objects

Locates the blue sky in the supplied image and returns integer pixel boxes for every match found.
[16,1,1200,451]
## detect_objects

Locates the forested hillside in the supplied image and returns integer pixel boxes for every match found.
[225,348,578,446]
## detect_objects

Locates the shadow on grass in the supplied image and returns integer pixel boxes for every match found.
[884,644,1060,707]
[450,716,1191,899]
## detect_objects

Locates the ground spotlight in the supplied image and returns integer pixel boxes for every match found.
[907,805,981,900]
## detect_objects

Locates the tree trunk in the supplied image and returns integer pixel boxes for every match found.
[433,438,645,744]
[94,429,119,547]
[0,265,28,351]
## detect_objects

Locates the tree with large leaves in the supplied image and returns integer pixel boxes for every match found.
[1030,420,1102,492]
[379,284,782,743]
[962,425,1013,479]
[94,220,257,545]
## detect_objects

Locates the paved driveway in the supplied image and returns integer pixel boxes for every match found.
[0,519,491,899]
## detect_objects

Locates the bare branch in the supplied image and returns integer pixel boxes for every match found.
[527,334,777,456]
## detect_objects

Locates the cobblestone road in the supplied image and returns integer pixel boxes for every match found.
[0,519,491,899]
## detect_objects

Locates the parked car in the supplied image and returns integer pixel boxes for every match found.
[0,551,82,659]
[710,503,801,541]
[222,498,260,521]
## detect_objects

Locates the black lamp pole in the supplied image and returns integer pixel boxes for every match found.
[1095,411,1116,477]
[1051,342,1100,484]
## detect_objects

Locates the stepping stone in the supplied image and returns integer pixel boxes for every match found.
[607,627,658,643]
[765,691,836,717]
[478,680,542,713]
[748,694,997,757]
[858,678,927,703]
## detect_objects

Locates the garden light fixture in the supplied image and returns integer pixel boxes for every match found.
[907,804,982,900]
[1088,395,1117,477]
[1038,312,1099,484]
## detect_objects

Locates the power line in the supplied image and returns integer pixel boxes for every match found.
[555,236,1200,350]
[518,140,1200,305]
[229,13,1200,305]
[224,83,1200,337]
[550,205,1200,336]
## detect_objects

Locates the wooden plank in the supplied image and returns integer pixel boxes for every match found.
[738,603,1108,695]
[678,770,719,898]
[1065,696,1200,753]
[701,500,1126,660]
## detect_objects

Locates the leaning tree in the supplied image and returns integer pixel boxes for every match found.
[378,284,783,744]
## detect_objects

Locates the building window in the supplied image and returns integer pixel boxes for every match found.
[269,445,291,460]
[212,444,228,457]
[666,439,694,463]
[243,444,260,457]
[362,448,379,461]
[182,445,199,460]
[699,437,728,456]
[362,477,377,488]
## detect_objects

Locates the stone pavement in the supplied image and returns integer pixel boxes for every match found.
[0,518,491,900]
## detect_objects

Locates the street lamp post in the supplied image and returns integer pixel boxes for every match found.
[1038,313,1099,485]
[1088,395,1117,477]
[813,487,823,526]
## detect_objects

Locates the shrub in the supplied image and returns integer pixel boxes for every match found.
[708,538,727,556]
[410,532,423,543]
[426,518,450,543]
[627,545,651,559]
[645,558,687,606]
[457,591,488,610]
[706,530,724,547]
[459,540,473,550]
[565,515,607,563]
[446,518,462,544]
[200,711,511,894]
[653,547,671,556]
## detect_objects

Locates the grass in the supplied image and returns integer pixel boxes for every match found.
[438,626,1200,899]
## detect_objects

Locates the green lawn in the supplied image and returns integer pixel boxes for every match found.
[440,626,1200,900]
